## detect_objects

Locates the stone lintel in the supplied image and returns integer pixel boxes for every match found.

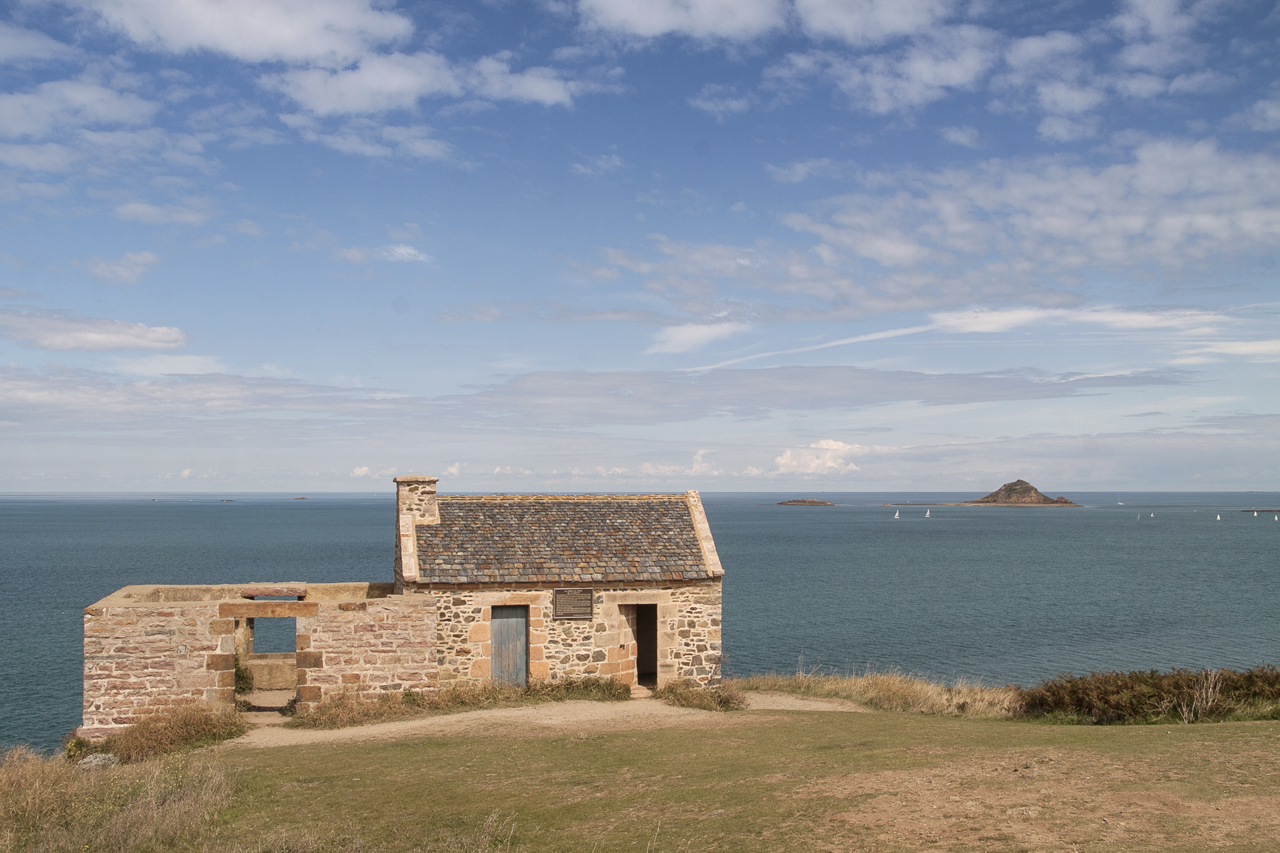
[218,601,320,618]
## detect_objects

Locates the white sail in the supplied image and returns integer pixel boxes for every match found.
[925,509,930,517]
[893,510,899,519]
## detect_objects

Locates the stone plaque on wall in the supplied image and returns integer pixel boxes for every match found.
[553,587,593,620]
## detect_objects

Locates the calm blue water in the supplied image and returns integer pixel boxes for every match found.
[2,491,1277,751]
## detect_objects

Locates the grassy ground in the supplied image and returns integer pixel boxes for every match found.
[208,707,1280,852]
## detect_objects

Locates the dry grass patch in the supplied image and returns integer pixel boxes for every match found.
[733,670,1023,718]
[94,702,248,763]
[288,677,631,730]
[653,679,749,711]
[0,746,235,852]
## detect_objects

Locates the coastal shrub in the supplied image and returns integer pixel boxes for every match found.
[101,703,248,762]
[733,669,1023,718]
[289,677,631,730]
[0,746,234,852]
[1020,665,1280,724]
[653,679,748,711]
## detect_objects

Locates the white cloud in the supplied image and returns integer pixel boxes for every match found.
[645,322,751,354]
[572,153,624,175]
[232,219,265,236]
[0,309,186,350]
[0,79,157,139]
[469,54,579,106]
[266,52,461,115]
[379,244,431,262]
[113,354,228,374]
[269,52,584,116]
[774,439,870,474]
[1186,340,1280,359]
[785,139,1280,279]
[578,0,786,41]
[0,142,81,172]
[930,306,1224,335]
[114,198,215,225]
[766,157,849,183]
[69,0,412,65]
[336,244,432,263]
[0,22,80,64]
[351,464,397,477]
[1036,114,1099,141]
[283,117,453,159]
[770,25,1000,114]
[1230,97,1280,132]
[687,84,753,119]
[639,449,719,476]
[940,125,981,147]
[84,250,159,284]
[794,0,954,46]
[1110,0,1206,73]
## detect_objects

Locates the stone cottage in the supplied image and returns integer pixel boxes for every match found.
[78,476,724,738]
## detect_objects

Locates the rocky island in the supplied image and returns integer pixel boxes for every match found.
[967,479,1079,506]
[778,498,837,506]
[888,479,1079,507]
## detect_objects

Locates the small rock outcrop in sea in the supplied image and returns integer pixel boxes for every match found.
[969,479,1078,506]
[778,498,837,506]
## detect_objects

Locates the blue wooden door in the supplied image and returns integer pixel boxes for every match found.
[491,606,528,686]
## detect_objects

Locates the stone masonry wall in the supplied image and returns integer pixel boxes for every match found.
[81,595,232,740]
[80,584,438,738]
[294,594,437,710]
[427,579,722,687]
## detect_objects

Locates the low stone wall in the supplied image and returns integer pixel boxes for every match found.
[424,579,722,687]
[79,583,437,738]
[81,590,229,740]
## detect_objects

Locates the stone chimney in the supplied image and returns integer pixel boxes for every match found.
[394,475,439,587]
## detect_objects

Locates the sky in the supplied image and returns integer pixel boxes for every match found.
[1,0,1278,493]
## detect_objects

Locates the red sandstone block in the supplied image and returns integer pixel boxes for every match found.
[341,673,361,684]
[295,651,323,669]
[208,619,235,636]
[205,654,234,671]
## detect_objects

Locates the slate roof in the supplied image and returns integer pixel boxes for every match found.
[414,494,713,584]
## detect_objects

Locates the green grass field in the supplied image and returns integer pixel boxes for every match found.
[209,707,1280,853]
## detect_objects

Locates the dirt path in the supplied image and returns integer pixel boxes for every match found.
[226,692,866,750]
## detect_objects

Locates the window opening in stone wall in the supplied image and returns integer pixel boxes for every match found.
[238,612,298,712]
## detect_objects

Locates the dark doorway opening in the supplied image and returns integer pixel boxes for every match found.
[635,604,658,687]
[491,605,529,687]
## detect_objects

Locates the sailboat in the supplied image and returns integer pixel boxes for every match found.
[1151,513,1155,518]
[925,509,930,518]
[1254,511,1259,517]
[893,510,899,519]
[1217,514,1221,520]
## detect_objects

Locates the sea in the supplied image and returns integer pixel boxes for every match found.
[2,491,1277,752]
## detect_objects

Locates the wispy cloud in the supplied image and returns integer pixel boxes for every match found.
[336,244,431,262]
[0,309,186,351]
[82,251,159,284]
[645,322,751,354]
